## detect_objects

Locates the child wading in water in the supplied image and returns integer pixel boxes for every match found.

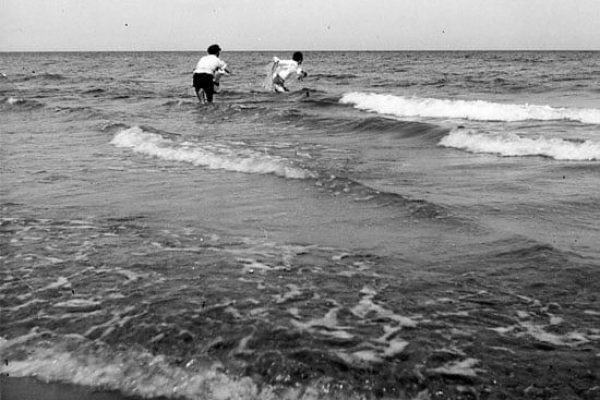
[192,44,230,103]
[271,51,308,93]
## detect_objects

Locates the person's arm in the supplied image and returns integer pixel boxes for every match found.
[296,66,308,80]
[220,60,231,74]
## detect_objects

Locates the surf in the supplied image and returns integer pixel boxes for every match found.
[1,96,45,110]
[439,128,600,161]
[340,92,600,124]
[0,336,280,400]
[110,126,315,179]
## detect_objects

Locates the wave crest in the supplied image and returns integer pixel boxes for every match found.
[111,126,315,179]
[0,337,268,400]
[1,96,44,110]
[0,334,373,400]
[340,92,600,124]
[439,128,600,161]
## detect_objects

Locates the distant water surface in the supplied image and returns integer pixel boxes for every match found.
[1,51,599,399]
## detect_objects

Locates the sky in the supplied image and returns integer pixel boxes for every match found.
[1,0,599,52]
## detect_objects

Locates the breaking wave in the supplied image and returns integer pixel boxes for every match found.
[110,126,315,179]
[340,92,600,124]
[0,336,347,400]
[1,96,44,110]
[439,128,600,160]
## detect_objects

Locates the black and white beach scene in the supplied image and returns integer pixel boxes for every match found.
[1,1,599,399]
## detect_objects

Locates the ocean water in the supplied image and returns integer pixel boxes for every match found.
[1,51,599,399]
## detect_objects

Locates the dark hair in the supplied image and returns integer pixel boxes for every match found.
[292,51,303,63]
[207,44,221,55]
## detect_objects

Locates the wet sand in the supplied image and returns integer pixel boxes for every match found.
[0,375,149,400]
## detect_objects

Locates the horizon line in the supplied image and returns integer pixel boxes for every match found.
[1,48,599,53]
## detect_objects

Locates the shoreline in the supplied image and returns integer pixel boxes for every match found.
[0,375,158,400]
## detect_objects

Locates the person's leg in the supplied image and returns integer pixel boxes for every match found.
[272,75,288,93]
[205,85,214,102]
[193,73,205,104]
[197,73,215,103]
[213,73,221,93]
[195,88,206,103]
[202,75,215,103]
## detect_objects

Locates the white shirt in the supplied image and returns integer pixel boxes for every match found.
[193,54,227,75]
[272,57,303,81]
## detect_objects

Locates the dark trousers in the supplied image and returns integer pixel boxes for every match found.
[193,73,215,102]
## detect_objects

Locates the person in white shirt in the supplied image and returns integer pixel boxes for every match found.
[192,44,230,103]
[271,51,308,93]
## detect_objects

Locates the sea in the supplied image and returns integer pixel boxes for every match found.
[1,51,599,400]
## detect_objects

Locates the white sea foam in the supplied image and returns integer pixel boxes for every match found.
[351,286,419,327]
[290,307,355,340]
[274,284,303,303]
[40,276,71,291]
[439,129,600,160]
[0,337,372,400]
[340,92,600,124]
[428,358,483,378]
[7,96,20,105]
[111,126,314,179]
[53,299,102,313]
[0,345,265,399]
[489,321,593,347]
